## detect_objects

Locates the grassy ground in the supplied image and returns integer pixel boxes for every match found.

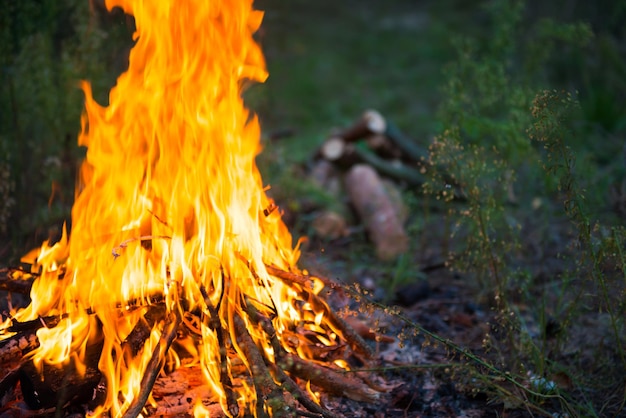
[250,0,452,163]
[245,1,626,416]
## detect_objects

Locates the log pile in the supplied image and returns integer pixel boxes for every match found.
[0,266,386,417]
[310,110,434,260]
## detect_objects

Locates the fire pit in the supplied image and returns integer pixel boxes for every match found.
[0,0,384,416]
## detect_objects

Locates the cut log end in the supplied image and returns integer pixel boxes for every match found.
[363,109,386,135]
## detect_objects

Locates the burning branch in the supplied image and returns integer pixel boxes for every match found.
[123,306,181,418]
[0,0,394,415]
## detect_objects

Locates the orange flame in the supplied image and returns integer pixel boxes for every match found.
[0,0,346,416]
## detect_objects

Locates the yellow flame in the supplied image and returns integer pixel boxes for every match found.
[0,0,349,416]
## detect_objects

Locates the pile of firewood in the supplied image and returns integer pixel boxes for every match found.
[0,266,386,417]
[309,110,432,261]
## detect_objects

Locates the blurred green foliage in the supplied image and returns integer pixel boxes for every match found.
[0,0,132,256]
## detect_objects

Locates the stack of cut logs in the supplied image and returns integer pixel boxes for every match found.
[310,109,431,261]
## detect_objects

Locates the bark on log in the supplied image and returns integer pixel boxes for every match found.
[0,268,35,295]
[353,144,426,186]
[365,134,403,160]
[337,109,429,164]
[318,137,426,185]
[345,164,409,261]
[280,353,381,403]
[18,340,104,410]
[0,330,38,365]
[382,119,429,163]
[122,308,181,418]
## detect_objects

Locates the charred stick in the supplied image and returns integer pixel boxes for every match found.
[122,307,181,418]
[233,314,291,418]
[304,289,374,359]
[199,285,238,418]
[268,362,340,418]
[122,304,166,356]
[254,265,372,358]
[18,340,104,410]
[244,304,340,418]
[280,353,380,403]
[0,363,23,404]
[0,330,39,364]
[0,277,33,295]
[6,315,64,333]
[265,264,340,290]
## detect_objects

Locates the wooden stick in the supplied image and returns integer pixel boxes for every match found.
[265,264,340,290]
[122,304,166,356]
[269,362,341,418]
[280,353,380,403]
[244,303,341,418]
[122,307,181,418]
[0,267,37,295]
[304,289,374,359]
[233,315,291,418]
[365,134,403,160]
[318,136,426,185]
[0,330,38,364]
[199,286,239,418]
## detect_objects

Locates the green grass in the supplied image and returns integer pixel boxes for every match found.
[249,0,453,164]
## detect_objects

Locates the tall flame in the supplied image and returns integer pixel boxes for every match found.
[2,0,344,416]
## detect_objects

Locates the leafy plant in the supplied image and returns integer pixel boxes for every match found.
[419,0,624,415]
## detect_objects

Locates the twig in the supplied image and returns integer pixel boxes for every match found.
[233,314,292,418]
[305,289,374,359]
[265,264,340,290]
[6,315,65,333]
[199,285,238,418]
[122,307,181,418]
[244,303,342,418]
[280,353,380,403]
[122,304,166,357]
[0,267,38,295]
[112,235,171,259]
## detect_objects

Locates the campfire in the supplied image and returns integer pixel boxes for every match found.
[0,0,382,416]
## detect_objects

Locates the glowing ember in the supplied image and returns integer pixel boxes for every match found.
[0,0,380,416]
